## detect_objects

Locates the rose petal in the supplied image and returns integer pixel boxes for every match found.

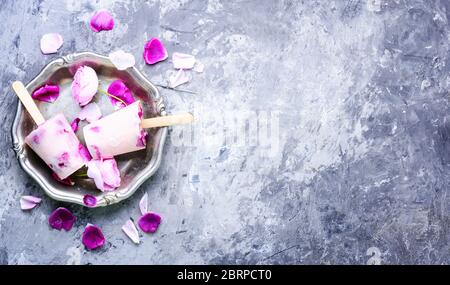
[193,61,204,73]
[51,172,75,186]
[143,38,168,65]
[78,102,102,123]
[172,52,196,69]
[169,69,190,88]
[78,143,92,163]
[82,224,105,250]
[107,80,135,109]
[83,194,97,207]
[138,212,161,233]
[136,130,148,147]
[139,193,148,215]
[72,66,99,106]
[20,196,42,210]
[32,84,60,103]
[90,10,114,33]
[70,118,80,133]
[109,50,136,70]
[122,220,140,244]
[87,159,121,192]
[40,33,63,54]
[48,207,76,231]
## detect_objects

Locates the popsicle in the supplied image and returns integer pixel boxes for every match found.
[12,81,86,179]
[83,101,193,159]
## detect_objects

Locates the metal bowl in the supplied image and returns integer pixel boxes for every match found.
[11,52,167,207]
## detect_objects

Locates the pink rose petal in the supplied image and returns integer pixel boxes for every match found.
[122,220,140,244]
[70,118,80,132]
[40,33,63,54]
[143,38,168,65]
[20,195,42,210]
[83,194,97,207]
[48,207,76,231]
[107,80,135,109]
[87,159,121,192]
[172,52,196,69]
[138,212,161,233]
[51,171,75,186]
[32,84,60,103]
[78,143,92,163]
[139,193,148,215]
[90,10,114,33]
[71,66,99,106]
[193,61,204,73]
[169,69,190,88]
[109,50,136,70]
[78,102,102,123]
[82,224,105,250]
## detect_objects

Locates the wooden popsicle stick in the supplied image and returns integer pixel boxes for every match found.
[141,113,194,129]
[12,81,46,126]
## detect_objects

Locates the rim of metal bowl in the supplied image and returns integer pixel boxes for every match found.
[11,51,168,207]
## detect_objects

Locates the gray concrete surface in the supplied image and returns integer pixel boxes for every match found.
[0,0,450,264]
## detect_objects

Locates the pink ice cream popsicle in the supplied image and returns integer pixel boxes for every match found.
[83,101,193,159]
[12,81,86,179]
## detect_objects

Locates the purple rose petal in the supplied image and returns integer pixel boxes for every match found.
[87,159,121,192]
[20,195,42,210]
[51,172,75,186]
[122,220,140,244]
[143,38,168,65]
[90,10,114,33]
[82,224,105,250]
[78,102,102,123]
[83,194,97,207]
[71,66,99,106]
[70,118,80,132]
[139,193,148,215]
[40,33,63,54]
[138,212,161,233]
[48,207,76,231]
[32,84,60,103]
[107,80,135,109]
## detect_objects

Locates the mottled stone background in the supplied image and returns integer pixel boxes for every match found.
[0,0,450,265]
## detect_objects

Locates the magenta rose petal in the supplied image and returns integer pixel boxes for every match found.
[143,38,168,65]
[87,159,121,192]
[107,80,135,109]
[136,129,148,147]
[109,50,135,70]
[82,224,105,250]
[70,118,80,132]
[83,194,97,207]
[71,66,99,106]
[48,207,76,231]
[32,84,60,103]
[78,143,92,163]
[51,171,75,186]
[40,33,63,54]
[169,69,190,88]
[172,52,196,69]
[89,10,114,33]
[139,193,148,215]
[78,102,102,123]
[122,220,140,244]
[20,195,42,210]
[138,212,161,233]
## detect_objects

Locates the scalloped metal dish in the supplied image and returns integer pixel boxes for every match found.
[11,52,167,207]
